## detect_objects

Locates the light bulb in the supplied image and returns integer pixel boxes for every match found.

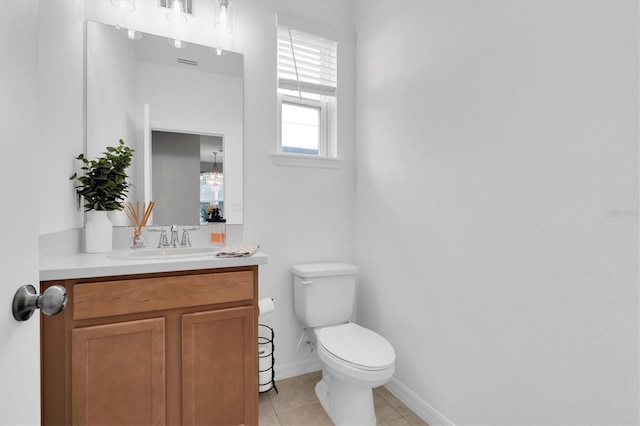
[220,6,228,26]
[214,0,233,34]
[167,0,187,24]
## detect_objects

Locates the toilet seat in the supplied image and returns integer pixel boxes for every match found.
[316,323,395,371]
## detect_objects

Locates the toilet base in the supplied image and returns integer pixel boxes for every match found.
[315,369,377,426]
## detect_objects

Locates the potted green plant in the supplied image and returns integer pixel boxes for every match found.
[70,139,134,252]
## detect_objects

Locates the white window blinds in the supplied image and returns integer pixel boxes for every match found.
[277,25,338,98]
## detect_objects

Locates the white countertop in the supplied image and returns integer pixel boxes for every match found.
[40,250,268,281]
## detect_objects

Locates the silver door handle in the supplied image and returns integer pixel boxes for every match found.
[12,285,67,321]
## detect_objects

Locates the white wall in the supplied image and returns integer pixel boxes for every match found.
[86,20,137,160]
[355,1,639,424]
[38,1,85,234]
[235,0,357,370]
[151,131,201,225]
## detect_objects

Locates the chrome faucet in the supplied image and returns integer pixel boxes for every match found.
[169,225,179,248]
[149,225,199,249]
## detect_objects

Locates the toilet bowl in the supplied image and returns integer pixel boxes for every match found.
[292,263,396,425]
[316,323,395,385]
[314,324,395,425]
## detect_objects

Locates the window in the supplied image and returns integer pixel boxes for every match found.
[276,24,337,160]
[281,100,325,155]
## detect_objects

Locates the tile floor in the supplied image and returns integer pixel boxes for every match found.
[259,371,429,426]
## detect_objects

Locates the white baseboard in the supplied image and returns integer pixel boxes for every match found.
[385,377,454,426]
[275,360,453,426]
[274,357,322,381]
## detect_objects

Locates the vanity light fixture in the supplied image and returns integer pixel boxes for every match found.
[111,0,135,12]
[214,0,233,34]
[111,0,139,39]
[167,0,188,24]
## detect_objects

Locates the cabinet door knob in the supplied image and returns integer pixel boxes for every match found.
[12,285,67,321]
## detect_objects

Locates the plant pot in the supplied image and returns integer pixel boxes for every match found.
[85,210,113,253]
[107,210,128,227]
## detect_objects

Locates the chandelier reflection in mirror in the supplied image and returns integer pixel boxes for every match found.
[206,151,224,191]
[200,151,224,224]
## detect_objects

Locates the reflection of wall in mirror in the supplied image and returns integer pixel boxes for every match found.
[151,131,200,226]
[86,22,139,201]
[136,59,242,225]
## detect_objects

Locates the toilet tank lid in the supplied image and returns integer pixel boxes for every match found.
[291,263,358,278]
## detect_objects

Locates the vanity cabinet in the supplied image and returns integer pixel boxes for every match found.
[71,317,167,425]
[41,266,258,426]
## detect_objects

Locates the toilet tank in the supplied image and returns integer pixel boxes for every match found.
[292,263,358,328]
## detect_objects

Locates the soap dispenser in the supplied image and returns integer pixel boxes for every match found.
[207,207,226,247]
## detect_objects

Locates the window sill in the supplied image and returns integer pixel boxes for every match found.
[271,153,342,169]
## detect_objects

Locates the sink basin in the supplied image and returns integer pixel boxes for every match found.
[108,247,217,261]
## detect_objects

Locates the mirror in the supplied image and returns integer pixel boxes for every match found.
[151,130,224,225]
[86,21,243,225]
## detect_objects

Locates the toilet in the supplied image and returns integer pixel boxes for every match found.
[292,263,395,426]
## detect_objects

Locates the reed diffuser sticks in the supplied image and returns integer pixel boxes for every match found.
[123,201,155,248]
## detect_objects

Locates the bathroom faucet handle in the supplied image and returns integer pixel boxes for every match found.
[169,224,180,247]
[148,227,168,248]
[180,227,198,247]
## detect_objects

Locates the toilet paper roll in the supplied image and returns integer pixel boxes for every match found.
[258,298,275,316]
[259,354,272,371]
[259,371,272,391]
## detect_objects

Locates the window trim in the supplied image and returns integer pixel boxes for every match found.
[271,152,342,169]
[275,16,340,168]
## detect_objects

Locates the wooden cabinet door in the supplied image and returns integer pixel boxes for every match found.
[182,306,257,426]
[71,318,166,426]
